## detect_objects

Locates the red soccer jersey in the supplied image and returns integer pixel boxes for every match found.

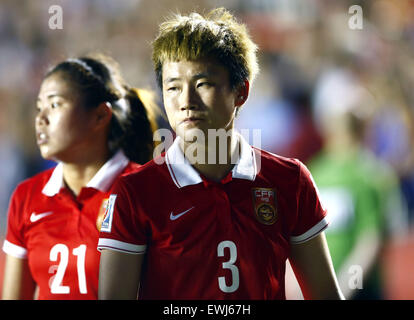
[98,136,329,299]
[3,151,140,300]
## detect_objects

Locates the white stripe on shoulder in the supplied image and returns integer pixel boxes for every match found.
[97,238,146,255]
[290,216,330,244]
[2,240,28,259]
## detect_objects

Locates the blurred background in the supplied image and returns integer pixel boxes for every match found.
[0,0,413,299]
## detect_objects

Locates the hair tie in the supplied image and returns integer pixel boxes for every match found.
[111,98,130,114]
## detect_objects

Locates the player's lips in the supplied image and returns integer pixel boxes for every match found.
[36,132,49,145]
[181,116,205,124]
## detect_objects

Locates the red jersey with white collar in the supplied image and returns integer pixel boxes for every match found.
[3,151,140,300]
[98,136,329,299]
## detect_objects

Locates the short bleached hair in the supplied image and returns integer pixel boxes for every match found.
[152,8,259,90]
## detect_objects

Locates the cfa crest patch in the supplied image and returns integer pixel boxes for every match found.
[252,188,277,225]
[100,194,117,233]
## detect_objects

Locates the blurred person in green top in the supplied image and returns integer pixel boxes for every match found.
[305,68,408,299]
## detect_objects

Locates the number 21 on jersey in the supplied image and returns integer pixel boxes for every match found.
[48,243,87,294]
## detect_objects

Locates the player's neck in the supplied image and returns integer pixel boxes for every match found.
[181,132,240,183]
[61,149,111,196]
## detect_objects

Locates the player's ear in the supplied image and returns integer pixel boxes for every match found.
[235,79,250,107]
[94,102,113,129]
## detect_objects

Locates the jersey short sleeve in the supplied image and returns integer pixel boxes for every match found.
[3,186,28,258]
[289,160,329,244]
[97,177,147,254]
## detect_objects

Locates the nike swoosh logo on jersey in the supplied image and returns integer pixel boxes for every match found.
[30,211,53,223]
[170,207,195,221]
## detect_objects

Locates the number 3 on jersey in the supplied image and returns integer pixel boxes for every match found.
[217,240,239,293]
[49,244,87,294]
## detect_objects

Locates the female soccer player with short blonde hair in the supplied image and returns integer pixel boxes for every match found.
[98,8,343,300]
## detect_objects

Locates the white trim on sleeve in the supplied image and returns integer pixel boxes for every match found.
[2,240,28,259]
[97,238,146,255]
[290,216,330,244]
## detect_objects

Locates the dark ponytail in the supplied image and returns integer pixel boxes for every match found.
[45,53,159,164]
[112,87,158,164]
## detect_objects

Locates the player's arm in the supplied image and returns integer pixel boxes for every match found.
[288,232,344,300]
[98,249,144,299]
[2,254,36,300]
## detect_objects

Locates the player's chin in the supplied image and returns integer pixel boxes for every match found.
[39,146,59,161]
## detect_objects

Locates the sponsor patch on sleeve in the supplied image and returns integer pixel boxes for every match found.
[100,194,117,233]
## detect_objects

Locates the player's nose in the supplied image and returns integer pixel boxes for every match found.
[179,85,200,111]
[35,108,50,126]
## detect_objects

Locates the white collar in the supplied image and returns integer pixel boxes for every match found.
[165,133,257,188]
[42,150,129,196]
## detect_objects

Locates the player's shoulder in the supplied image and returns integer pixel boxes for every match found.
[254,147,303,176]
[13,167,56,195]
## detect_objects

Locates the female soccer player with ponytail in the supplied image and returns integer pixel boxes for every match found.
[2,54,158,299]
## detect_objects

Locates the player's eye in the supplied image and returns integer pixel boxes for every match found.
[167,86,179,92]
[196,82,213,89]
[51,102,61,109]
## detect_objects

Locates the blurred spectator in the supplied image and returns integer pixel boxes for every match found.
[0,124,24,236]
[235,56,297,154]
[309,67,407,299]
